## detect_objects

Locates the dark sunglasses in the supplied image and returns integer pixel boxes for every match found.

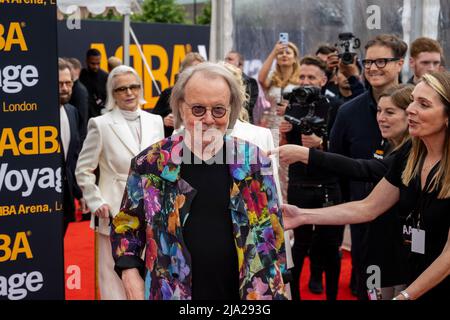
[114,84,141,94]
[184,101,229,119]
[362,58,400,69]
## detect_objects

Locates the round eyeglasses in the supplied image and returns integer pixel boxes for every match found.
[183,101,229,119]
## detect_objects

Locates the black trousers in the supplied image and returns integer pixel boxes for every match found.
[288,183,344,300]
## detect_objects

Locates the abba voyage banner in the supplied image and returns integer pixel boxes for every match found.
[0,2,65,299]
[57,19,210,109]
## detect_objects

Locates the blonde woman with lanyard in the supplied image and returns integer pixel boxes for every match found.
[76,65,164,299]
[282,71,450,300]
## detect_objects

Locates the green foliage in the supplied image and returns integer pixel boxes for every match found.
[196,1,211,25]
[86,9,121,21]
[132,0,187,24]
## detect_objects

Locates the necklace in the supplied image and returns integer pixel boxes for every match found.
[422,159,439,172]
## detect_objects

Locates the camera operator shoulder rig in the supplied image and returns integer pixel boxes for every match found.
[283,86,329,138]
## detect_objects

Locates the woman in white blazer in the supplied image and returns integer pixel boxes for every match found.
[75,65,164,299]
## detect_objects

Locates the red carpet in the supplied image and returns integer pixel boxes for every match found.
[64,221,95,300]
[64,221,356,300]
[300,251,356,300]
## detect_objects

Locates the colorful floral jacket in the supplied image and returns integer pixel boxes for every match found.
[111,133,288,300]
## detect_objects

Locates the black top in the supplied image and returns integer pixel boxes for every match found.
[330,89,382,201]
[285,95,341,185]
[242,73,259,124]
[309,142,389,183]
[385,142,450,299]
[69,79,89,143]
[180,146,240,300]
[152,87,174,137]
[309,141,409,287]
[79,68,108,118]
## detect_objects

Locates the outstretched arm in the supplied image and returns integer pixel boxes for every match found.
[282,178,399,229]
[269,145,390,183]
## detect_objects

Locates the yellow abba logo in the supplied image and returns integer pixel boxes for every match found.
[0,126,59,157]
[0,22,28,52]
[0,232,33,263]
[91,43,192,108]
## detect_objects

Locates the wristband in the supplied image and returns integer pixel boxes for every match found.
[399,290,411,300]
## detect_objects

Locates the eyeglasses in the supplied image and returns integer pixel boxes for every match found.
[59,80,73,88]
[362,58,400,69]
[113,84,141,94]
[183,101,229,119]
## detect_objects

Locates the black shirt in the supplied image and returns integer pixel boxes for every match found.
[285,94,341,185]
[180,146,239,300]
[79,68,108,118]
[385,142,450,299]
[152,87,174,137]
[330,89,382,201]
[309,141,409,287]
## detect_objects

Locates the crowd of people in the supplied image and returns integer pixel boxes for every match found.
[57,34,449,301]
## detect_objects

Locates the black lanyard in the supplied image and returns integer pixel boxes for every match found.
[405,163,439,230]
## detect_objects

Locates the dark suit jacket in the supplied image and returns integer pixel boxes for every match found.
[242,73,259,123]
[79,68,108,118]
[69,80,89,143]
[62,103,83,224]
[152,87,174,137]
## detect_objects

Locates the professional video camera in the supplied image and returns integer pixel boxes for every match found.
[336,32,361,65]
[284,114,327,137]
[283,86,328,137]
[284,86,327,107]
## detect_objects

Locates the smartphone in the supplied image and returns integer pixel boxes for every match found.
[279,32,289,44]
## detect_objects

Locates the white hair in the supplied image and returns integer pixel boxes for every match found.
[105,65,146,111]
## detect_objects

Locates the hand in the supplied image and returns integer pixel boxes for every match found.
[273,42,288,56]
[279,120,293,133]
[163,113,174,128]
[122,268,145,300]
[94,204,111,218]
[327,54,340,71]
[79,198,89,214]
[267,145,309,166]
[301,134,323,148]
[339,57,360,78]
[281,204,306,230]
[276,100,288,116]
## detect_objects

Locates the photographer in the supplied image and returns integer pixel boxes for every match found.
[316,45,340,96]
[282,56,343,300]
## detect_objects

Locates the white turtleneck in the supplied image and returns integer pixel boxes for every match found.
[119,108,141,149]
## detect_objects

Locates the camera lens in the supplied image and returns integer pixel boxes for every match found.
[342,52,353,65]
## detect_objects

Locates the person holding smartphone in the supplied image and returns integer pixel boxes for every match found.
[258,35,301,203]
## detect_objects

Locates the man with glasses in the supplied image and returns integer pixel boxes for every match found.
[330,34,408,300]
[58,58,85,235]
